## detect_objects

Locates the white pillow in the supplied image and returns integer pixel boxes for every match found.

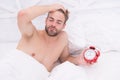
[19,0,41,8]
[0,0,19,14]
[65,6,120,53]
[82,13,120,52]
[0,18,20,42]
[79,0,120,9]
[64,16,87,54]
[0,42,17,59]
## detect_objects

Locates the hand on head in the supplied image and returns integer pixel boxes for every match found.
[50,3,67,14]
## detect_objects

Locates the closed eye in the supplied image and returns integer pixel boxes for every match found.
[57,21,62,24]
[48,17,54,22]
[57,20,63,24]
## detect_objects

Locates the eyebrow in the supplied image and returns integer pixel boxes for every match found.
[48,17,54,20]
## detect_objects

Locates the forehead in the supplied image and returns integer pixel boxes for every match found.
[48,11,65,21]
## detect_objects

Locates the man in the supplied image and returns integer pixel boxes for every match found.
[17,3,85,72]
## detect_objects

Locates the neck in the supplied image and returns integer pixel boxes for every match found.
[43,30,58,43]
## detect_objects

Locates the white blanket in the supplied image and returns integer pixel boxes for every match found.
[49,61,88,80]
[0,49,88,80]
[0,49,49,80]
[1,49,120,80]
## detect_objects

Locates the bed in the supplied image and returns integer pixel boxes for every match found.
[0,0,120,80]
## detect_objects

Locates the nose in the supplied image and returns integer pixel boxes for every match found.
[51,21,56,27]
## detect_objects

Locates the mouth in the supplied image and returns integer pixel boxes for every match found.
[45,26,58,36]
[49,26,56,32]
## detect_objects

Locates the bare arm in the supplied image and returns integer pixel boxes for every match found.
[60,44,94,66]
[59,32,89,65]
[17,4,65,37]
[59,44,81,65]
[60,45,91,66]
[59,32,81,65]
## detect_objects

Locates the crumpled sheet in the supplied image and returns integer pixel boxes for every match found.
[0,49,49,80]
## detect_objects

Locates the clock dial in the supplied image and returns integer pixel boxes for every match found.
[84,50,96,60]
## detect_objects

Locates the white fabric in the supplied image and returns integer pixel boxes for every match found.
[0,44,120,80]
[0,42,17,59]
[0,49,49,80]
[48,55,120,80]
[0,48,88,80]
[49,61,88,80]
[0,0,19,18]
[84,51,120,80]
[0,18,20,42]
[63,3,120,53]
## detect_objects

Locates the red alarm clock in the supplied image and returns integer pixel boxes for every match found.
[82,46,100,64]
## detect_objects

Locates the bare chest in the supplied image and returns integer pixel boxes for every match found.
[23,37,63,61]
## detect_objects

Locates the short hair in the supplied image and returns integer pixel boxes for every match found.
[47,9,69,24]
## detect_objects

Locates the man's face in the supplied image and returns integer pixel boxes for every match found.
[45,11,65,37]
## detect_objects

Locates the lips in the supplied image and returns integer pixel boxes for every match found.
[48,26,56,32]
[49,27,55,31]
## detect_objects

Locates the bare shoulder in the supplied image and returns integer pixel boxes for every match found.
[59,31,68,39]
[58,31,68,45]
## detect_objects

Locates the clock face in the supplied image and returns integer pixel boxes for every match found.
[84,50,96,60]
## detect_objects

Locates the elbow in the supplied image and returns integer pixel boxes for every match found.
[18,10,26,18]
[17,10,31,26]
[17,10,29,21]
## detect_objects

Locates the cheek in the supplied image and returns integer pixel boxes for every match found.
[46,22,51,27]
[46,20,49,24]
[46,19,51,24]
[57,25,64,30]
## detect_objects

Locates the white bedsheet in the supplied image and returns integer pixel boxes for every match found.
[49,52,120,80]
[0,49,49,80]
[0,43,120,80]
[84,51,120,80]
[0,44,88,80]
[49,61,88,80]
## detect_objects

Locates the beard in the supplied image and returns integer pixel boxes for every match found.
[45,25,59,37]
